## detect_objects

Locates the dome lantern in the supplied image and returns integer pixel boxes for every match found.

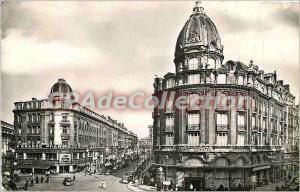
[174,1,224,70]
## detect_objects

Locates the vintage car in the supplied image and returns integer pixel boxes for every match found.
[121,175,129,184]
[63,177,74,186]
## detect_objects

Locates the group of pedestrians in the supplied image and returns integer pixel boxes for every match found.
[24,173,51,191]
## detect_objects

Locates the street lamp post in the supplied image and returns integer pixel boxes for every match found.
[165,155,169,181]
[9,149,17,183]
[85,148,89,175]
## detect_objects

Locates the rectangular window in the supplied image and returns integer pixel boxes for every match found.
[252,133,257,145]
[237,114,245,126]
[165,134,174,145]
[187,113,200,130]
[166,79,175,89]
[258,133,261,145]
[216,133,228,146]
[238,76,244,85]
[188,58,199,70]
[188,74,200,84]
[166,99,173,112]
[188,94,201,109]
[188,133,199,146]
[216,113,228,131]
[237,133,245,146]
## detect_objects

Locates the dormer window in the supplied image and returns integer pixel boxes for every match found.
[62,114,68,121]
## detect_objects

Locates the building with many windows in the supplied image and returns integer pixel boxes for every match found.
[1,121,15,155]
[152,2,299,190]
[13,78,138,173]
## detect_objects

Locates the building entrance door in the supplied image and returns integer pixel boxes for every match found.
[59,166,70,173]
[184,177,205,191]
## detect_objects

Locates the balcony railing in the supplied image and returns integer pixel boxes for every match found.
[60,119,71,126]
[17,159,59,166]
[263,112,267,118]
[154,144,283,152]
[27,133,41,136]
[216,125,228,132]
[271,113,277,119]
[187,124,200,131]
[71,157,92,164]
[165,108,174,113]
[237,106,246,112]
[164,125,174,133]
[252,126,258,132]
[264,128,267,133]
[61,133,70,139]
[237,125,246,131]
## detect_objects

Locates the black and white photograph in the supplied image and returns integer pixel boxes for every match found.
[1,0,299,191]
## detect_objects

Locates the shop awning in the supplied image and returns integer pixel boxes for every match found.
[16,165,51,170]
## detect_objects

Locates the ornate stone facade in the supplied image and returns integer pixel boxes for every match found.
[152,2,299,190]
[13,78,138,173]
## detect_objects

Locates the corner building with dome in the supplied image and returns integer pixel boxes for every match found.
[13,78,138,174]
[152,2,299,190]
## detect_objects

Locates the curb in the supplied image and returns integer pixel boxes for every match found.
[127,183,143,192]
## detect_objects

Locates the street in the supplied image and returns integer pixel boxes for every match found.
[16,160,141,191]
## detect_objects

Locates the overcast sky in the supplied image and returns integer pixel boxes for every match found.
[1,1,299,138]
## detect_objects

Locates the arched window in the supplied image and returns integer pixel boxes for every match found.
[188,57,199,70]
[201,55,208,66]
[208,58,215,68]
[238,76,244,85]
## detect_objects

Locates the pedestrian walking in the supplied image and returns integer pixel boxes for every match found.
[24,179,29,191]
[41,176,44,183]
[73,174,75,181]
[101,179,106,190]
[30,179,34,186]
[36,176,39,183]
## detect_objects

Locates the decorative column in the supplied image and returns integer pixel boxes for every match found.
[56,165,59,173]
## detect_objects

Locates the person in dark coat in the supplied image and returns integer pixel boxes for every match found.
[30,179,34,186]
[25,179,29,191]
[36,176,39,183]
[41,176,44,183]
[73,174,75,180]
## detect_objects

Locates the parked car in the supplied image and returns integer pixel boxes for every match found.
[121,175,129,184]
[104,169,111,175]
[63,177,74,186]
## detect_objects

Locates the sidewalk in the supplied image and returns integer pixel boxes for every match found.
[253,181,284,191]
[127,182,156,192]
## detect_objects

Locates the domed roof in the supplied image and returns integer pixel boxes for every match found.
[50,78,73,95]
[175,1,223,57]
